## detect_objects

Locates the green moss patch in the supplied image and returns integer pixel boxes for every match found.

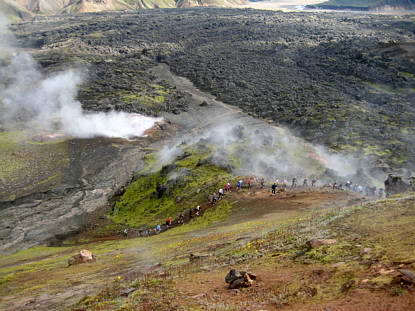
[110,148,232,228]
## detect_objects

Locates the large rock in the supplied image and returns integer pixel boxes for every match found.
[68,249,97,266]
[384,174,414,196]
[225,269,256,289]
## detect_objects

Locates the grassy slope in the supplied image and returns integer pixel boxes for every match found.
[1,185,414,309]
[72,192,415,310]
[110,147,233,228]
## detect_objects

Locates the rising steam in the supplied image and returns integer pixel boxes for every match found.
[0,14,160,139]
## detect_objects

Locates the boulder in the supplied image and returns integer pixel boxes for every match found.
[398,269,415,285]
[121,288,137,297]
[225,269,256,289]
[384,174,413,196]
[68,249,96,266]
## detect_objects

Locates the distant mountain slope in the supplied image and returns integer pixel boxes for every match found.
[307,0,415,10]
[0,0,33,21]
[0,0,247,20]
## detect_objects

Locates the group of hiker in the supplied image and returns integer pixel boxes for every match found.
[122,175,384,238]
[333,180,383,197]
[270,176,318,193]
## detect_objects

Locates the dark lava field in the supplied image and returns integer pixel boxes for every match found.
[11,8,415,173]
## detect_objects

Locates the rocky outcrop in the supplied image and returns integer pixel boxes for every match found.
[68,249,97,265]
[384,174,414,196]
[225,269,256,289]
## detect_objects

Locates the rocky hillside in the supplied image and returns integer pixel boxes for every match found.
[9,9,415,176]
[0,0,247,21]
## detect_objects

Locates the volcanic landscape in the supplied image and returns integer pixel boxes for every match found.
[0,6,415,311]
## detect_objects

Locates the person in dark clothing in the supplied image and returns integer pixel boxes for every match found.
[260,178,265,189]
[312,178,317,187]
[123,228,128,238]
[212,193,217,204]
[271,183,276,194]
[189,209,193,219]
[291,177,297,188]
[178,213,184,225]
[303,178,308,187]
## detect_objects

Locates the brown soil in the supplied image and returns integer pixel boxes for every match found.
[175,266,415,310]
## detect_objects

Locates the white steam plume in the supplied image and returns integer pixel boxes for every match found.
[0,13,160,139]
[155,114,379,186]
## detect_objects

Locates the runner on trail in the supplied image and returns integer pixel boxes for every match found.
[167,217,172,228]
[248,178,253,190]
[303,178,308,187]
[311,178,317,187]
[333,182,337,190]
[260,178,265,189]
[123,228,128,238]
[156,224,161,233]
[271,183,276,194]
[226,182,231,192]
[291,177,297,188]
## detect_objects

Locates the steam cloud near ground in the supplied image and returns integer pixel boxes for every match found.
[157,114,380,187]
[0,13,160,139]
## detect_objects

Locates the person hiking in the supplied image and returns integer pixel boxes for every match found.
[212,193,217,204]
[218,188,224,199]
[378,188,384,198]
[237,180,243,191]
[283,179,287,188]
[260,178,265,189]
[226,182,230,192]
[311,178,317,187]
[303,178,308,187]
[275,179,279,188]
[189,208,193,219]
[248,178,253,190]
[123,228,128,238]
[271,183,276,194]
[333,182,337,190]
[166,217,172,229]
[345,181,351,190]
[156,224,161,233]
[195,205,200,216]
[178,213,184,224]
[291,177,297,189]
